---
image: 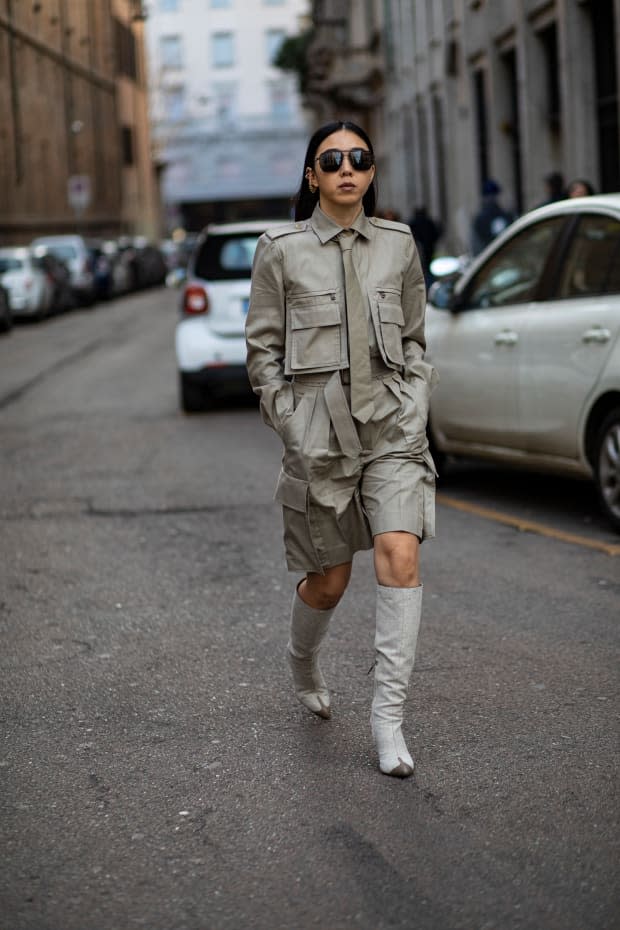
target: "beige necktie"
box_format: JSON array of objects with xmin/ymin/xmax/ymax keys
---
[{"xmin": 338, "ymin": 231, "xmax": 374, "ymax": 423}]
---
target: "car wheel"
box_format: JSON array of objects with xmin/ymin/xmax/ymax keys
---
[
  {"xmin": 179, "ymin": 372, "xmax": 210, "ymax": 413},
  {"xmin": 594, "ymin": 408, "xmax": 620, "ymax": 532}
]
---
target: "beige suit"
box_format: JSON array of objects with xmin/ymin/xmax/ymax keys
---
[{"xmin": 246, "ymin": 205, "xmax": 437, "ymax": 573}]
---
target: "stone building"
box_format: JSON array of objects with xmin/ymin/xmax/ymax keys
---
[
  {"xmin": 0, "ymin": 0, "xmax": 161, "ymax": 244},
  {"xmin": 144, "ymin": 0, "xmax": 311, "ymax": 230},
  {"xmin": 305, "ymin": 0, "xmax": 620, "ymax": 252}
]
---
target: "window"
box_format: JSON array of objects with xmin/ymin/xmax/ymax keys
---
[
  {"xmin": 591, "ymin": 0, "xmax": 620, "ymax": 190},
  {"xmin": 115, "ymin": 18, "xmax": 137, "ymax": 79},
  {"xmin": 556, "ymin": 213, "xmax": 620, "ymax": 298},
  {"xmin": 263, "ymin": 0, "xmax": 285, "ymax": 5},
  {"xmin": 212, "ymin": 32, "xmax": 234, "ymax": 67},
  {"xmin": 196, "ymin": 233, "xmax": 259, "ymax": 281},
  {"xmin": 160, "ymin": 35, "xmax": 183, "ymax": 69},
  {"xmin": 164, "ymin": 85, "xmax": 186, "ymax": 121},
  {"xmin": 195, "ymin": 234, "xmax": 261, "ymax": 281},
  {"xmin": 213, "ymin": 82, "xmax": 237, "ymax": 121},
  {"xmin": 159, "ymin": 0, "xmax": 180, "ymax": 10},
  {"xmin": 268, "ymin": 80, "xmax": 291, "ymax": 118},
  {"xmin": 473, "ymin": 68, "xmax": 489, "ymax": 189},
  {"xmin": 538, "ymin": 23, "xmax": 561, "ymax": 133},
  {"xmin": 266, "ymin": 29, "xmax": 286, "ymax": 64},
  {"xmin": 211, "ymin": 0, "xmax": 231, "ymax": 6},
  {"xmin": 463, "ymin": 217, "xmax": 564, "ymax": 309},
  {"xmin": 0, "ymin": 257, "xmax": 24, "ymax": 272},
  {"xmin": 121, "ymin": 126, "xmax": 134, "ymax": 165}
]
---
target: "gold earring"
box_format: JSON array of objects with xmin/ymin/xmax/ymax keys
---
[{"xmin": 305, "ymin": 170, "xmax": 317, "ymax": 194}]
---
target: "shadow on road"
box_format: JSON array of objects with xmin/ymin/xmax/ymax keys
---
[{"xmin": 436, "ymin": 458, "xmax": 614, "ymax": 538}]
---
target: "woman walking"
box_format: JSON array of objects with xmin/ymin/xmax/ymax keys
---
[{"xmin": 245, "ymin": 121, "xmax": 437, "ymax": 778}]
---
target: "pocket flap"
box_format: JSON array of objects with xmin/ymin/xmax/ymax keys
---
[
  {"xmin": 274, "ymin": 469, "xmax": 308, "ymax": 513},
  {"xmin": 378, "ymin": 302, "xmax": 405, "ymax": 325},
  {"xmin": 290, "ymin": 304, "xmax": 341, "ymax": 330}
]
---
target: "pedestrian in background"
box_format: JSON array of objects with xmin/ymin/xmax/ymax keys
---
[
  {"xmin": 245, "ymin": 120, "xmax": 437, "ymax": 778},
  {"xmin": 539, "ymin": 170, "xmax": 566, "ymax": 206},
  {"xmin": 471, "ymin": 179, "xmax": 514, "ymax": 255},
  {"xmin": 567, "ymin": 178, "xmax": 595, "ymax": 198},
  {"xmin": 408, "ymin": 205, "xmax": 443, "ymax": 286},
  {"xmin": 377, "ymin": 208, "xmax": 402, "ymax": 221}
]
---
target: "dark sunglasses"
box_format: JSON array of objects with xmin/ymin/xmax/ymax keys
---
[{"xmin": 314, "ymin": 148, "xmax": 374, "ymax": 173}]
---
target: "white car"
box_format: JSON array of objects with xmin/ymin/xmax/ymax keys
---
[
  {"xmin": 175, "ymin": 220, "xmax": 287, "ymax": 412},
  {"xmin": 426, "ymin": 194, "xmax": 620, "ymax": 532},
  {"xmin": 0, "ymin": 247, "xmax": 54, "ymax": 319}
]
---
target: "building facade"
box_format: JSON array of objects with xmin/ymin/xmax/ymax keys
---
[
  {"xmin": 0, "ymin": 0, "xmax": 160, "ymax": 244},
  {"xmin": 306, "ymin": 0, "xmax": 620, "ymax": 253},
  {"xmin": 145, "ymin": 0, "xmax": 311, "ymax": 230}
]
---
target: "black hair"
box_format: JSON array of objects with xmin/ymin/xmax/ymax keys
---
[
  {"xmin": 293, "ymin": 120, "xmax": 377, "ymax": 221},
  {"xmin": 566, "ymin": 177, "xmax": 595, "ymax": 197}
]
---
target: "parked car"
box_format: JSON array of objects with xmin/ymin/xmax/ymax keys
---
[
  {"xmin": 32, "ymin": 251, "xmax": 75, "ymax": 314},
  {"xmin": 30, "ymin": 235, "xmax": 96, "ymax": 306},
  {"xmin": 0, "ymin": 282, "xmax": 12, "ymax": 333},
  {"xmin": 174, "ymin": 220, "xmax": 288, "ymax": 412},
  {"xmin": 117, "ymin": 237, "xmax": 167, "ymax": 290},
  {"xmin": 85, "ymin": 239, "xmax": 114, "ymax": 301},
  {"xmin": 0, "ymin": 246, "xmax": 54, "ymax": 319},
  {"xmin": 425, "ymin": 194, "xmax": 620, "ymax": 531},
  {"xmin": 100, "ymin": 240, "xmax": 133, "ymax": 297}
]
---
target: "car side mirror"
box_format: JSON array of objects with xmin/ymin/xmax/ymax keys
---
[{"xmin": 428, "ymin": 278, "xmax": 456, "ymax": 310}]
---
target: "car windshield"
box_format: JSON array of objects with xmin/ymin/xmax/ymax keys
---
[
  {"xmin": 462, "ymin": 216, "xmax": 565, "ymax": 309},
  {"xmin": 194, "ymin": 234, "xmax": 261, "ymax": 281},
  {"xmin": 44, "ymin": 244, "xmax": 78, "ymax": 261},
  {"xmin": 0, "ymin": 257, "xmax": 24, "ymax": 272}
]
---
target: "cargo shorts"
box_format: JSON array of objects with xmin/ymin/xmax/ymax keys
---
[{"xmin": 273, "ymin": 366, "xmax": 436, "ymax": 574}]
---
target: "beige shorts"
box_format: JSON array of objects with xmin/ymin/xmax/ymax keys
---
[{"xmin": 273, "ymin": 367, "xmax": 436, "ymax": 574}]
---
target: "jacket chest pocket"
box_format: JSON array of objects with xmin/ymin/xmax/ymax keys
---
[
  {"xmin": 289, "ymin": 293, "xmax": 341, "ymax": 370},
  {"xmin": 375, "ymin": 290, "xmax": 405, "ymax": 366}
]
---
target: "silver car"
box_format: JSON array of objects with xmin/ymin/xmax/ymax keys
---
[
  {"xmin": 426, "ymin": 194, "xmax": 620, "ymax": 531},
  {"xmin": 31, "ymin": 235, "xmax": 96, "ymax": 306}
]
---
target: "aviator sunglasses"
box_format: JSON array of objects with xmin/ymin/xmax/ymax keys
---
[{"xmin": 314, "ymin": 148, "xmax": 375, "ymax": 173}]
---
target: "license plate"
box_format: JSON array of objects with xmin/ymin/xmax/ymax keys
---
[{"xmin": 241, "ymin": 297, "xmax": 250, "ymax": 315}]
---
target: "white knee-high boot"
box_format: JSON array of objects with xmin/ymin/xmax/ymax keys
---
[
  {"xmin": 287, "ymin": 589, "xmax": 334, "ymax": 719},
  {"xmin": 371, "ymin": 584, "xmax": 423, "ymax": 778}
]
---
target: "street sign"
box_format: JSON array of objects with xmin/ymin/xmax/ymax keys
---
[{"xmin": 67, "ymin": 174, "xmax": 91, "ymax": 211}]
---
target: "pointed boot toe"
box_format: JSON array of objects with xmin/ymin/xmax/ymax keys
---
[
  {"xmin": 384, "ymin": 758, "xmax": 414, "ymax": 778},
  {"xmin": 315, "ymin": 699, "xmax": 331, "ymax": 720}
]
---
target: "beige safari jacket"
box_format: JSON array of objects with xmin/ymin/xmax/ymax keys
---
[{"xmin": 245, "ymin": 205, "xmax": 436, "ymax": 436}]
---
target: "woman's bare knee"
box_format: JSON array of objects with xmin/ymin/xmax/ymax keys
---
[
  {"xmin": 374, "ymin": 532, "xmax": 420, "ymax": 588},
  {"xmin": 299, "ymin": 562, "xmax": 352, "ymax": 609}
]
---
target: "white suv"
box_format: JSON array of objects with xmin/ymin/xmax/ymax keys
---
[{"xmin": 175, "ymin": 220, "xmax": 287, "ymax": 412}]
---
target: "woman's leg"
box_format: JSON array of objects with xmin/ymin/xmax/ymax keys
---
[
  {"xmin": 300, "ymin": 562, "xmax": 352, "ymax": 609},
  {"xmin": 373, "ymin": 531, "xmax": 419, "ymax": 588},
  {"xmin": 288, "ymin": 562, "xmax": 352, "ymax": 718},
  {"xmin": 371, "ymin": 531, "xmax": 423, "ymax": 777}
]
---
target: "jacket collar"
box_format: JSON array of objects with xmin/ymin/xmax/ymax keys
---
[{"xmin": 310, "ymin": 204, "xmax": 373, "ymax": 244}]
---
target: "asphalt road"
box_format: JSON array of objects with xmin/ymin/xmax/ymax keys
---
[{"xmin": 1, "ymin": 290, "xmax": 618, "ymax": 930}]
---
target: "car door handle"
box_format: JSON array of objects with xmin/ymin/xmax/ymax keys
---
[
  {"xmin": 494, "ymin": 330, "xmax": 519, "ymax": 346},
  {"xmin": 582, "ymin": 327, "xmax": 611, "ymax": 344}
]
